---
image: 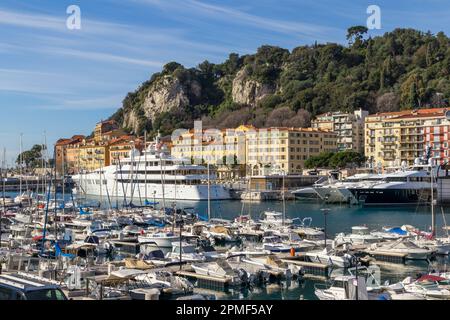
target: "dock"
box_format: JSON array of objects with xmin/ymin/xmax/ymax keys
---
[
  {"xmin": 281, "ymin": 256, "xmax": 330, "ymax": 279},
  {"xmin": 175, "ymin": 270, "xmax": 233, "ymax": 291},
  {"xmin": 362, "ymin": 251, "xmax": 408, "ymax": 264}
]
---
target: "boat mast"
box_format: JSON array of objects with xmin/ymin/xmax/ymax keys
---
[
  {"xmin": 1, "ymin": 148, "xmax": 6, "ymax": 244},
  {"xmin": 160, "ymin": 152, "xmax": 166, "ymax": 212},
  {"xmin": 61, "ymin": 145, "xmax": 65, "ymax": 214},
  {"xmin": 144, "ymin": 132, "xmax": 147, "ymax": 203},
  {"xmin": 43, "ymin": 131, "xmax": 48, "ymax": 195},
  {"xmin": 431, "ymin": 165, "xmax": 436, "ymax": 237},
  {"xmin": 19, "ymin": 133, "xmax": 23, "ymax": 196},
  {"xmin": 115, "ymin": 156, "xmax": 119, "ymax": 209},
  {"xmin": 207, "ymin": 163, "xmax": 211, "ymax": 221},
  {"xmin": 99, "ymin": 158, "xmax": 103, "ymax": 208},
  {"xmin": 282, "ymin": 171, "xmax": 286, "ymax": 226}
]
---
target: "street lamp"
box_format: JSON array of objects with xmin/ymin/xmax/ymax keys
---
[{"xmin": 321, "ymin": 208, "xmax": 331, "ymax": 249}]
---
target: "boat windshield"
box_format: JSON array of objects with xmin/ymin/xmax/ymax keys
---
[{"xmin": 25, "ymin": 289, "xmax": 67, "ymax": 301}]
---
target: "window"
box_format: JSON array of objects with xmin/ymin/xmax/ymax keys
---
[{"xmin": 25, "ymin": 289, "xmax": 67, "ymax": 300}]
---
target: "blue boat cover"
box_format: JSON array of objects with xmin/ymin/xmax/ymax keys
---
[{"xmin": 386, "ymin": 227, "xmax": 407, "ymax": 235}]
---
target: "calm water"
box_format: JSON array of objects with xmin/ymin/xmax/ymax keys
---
[{"xmin": 5, "ymin": 192, "xmax": 450, "ymax": 300}]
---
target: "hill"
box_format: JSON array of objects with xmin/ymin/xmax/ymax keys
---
[{"xmin": 109, "ymin": 27, "xmax": 450, "ymax": 136}]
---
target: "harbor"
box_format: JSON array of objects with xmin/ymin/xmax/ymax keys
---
[
  {"xmin": 2, "ymin": 1, "xmax": 450, "ymax": 307},
  {"xmin": 2, "ymin": 186, "xmax": 450, "ymax": 300}
]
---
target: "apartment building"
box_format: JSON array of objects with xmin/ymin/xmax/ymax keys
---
[
  {"xmin": 109, "ymin": 135, "xmax": 144, "ymax": 166},
  {"xmin": 246, "ymin": 127, "xmax": 337, "ymax": 176},
  {"xmin": 56, "ymin": 120, "xmax": 140, "ymax": 174},
  {"xmin": 365, "ymin": 108, "xmax": 447, "ymax": 168},
  {"xmin": 423, "ymin": 113, "xmax": 450, "ymax": 165},
  {"xmin": 55, "ymin": 135, "xmax": 85, "ymax": 174},
  {"xmin": 171, "ymin": 125, "xmax": 251, "ymax": 179},
  {"xmin": 312, "ymin": 109, "xmax": 368, "ymax": 153}
]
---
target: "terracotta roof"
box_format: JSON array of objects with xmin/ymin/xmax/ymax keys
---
[
  {"xmin": 108, "ymin": 135, "xmax": 135, "ymax": 146},
  {"xmin": 367, "ymin": 107, "xmax": 447, "ymax": 119},
  {"xmin": 55, "ymin": 135, "xmax": 85, "ymax": 146},
  {"xmin": 385, "ymin": 112, "xmax": 446, "ymax": 121}
]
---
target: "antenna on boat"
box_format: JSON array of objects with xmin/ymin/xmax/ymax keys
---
[{"xmin": 207, "ymin": 162, "xmax": 211, "ymax": 221}]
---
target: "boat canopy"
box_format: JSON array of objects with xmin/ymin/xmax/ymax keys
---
[{"xmin": 386, "ymin": 227, "xmax": 408, "ymax": 235}]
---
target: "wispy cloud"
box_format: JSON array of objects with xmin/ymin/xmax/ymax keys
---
[
  {"xmin": 36, "ymin": 95, "xmax": 123, "ymax": 111},
  {"xmin": 39, "ymin": 47, "xmax": 164, "ymax": 68},
  {"xmin": 135, "ymin": 0, "xmax": 343, "ymax": 41}
]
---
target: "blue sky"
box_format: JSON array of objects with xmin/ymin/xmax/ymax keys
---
[{"xmin": 1, "ymin": 0, "xmax": 450, "ymax": 164}]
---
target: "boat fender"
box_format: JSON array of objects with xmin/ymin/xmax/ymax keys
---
[{"xmin": 290, "ymin": 247, "xmax": 295, "ymax": 257}]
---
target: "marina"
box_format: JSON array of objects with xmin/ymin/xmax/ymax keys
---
[
  {"xmin": 2, "ymin": 185, "xmax": 450, "ymax": 300},
  {"xmin": 2, "ymin": 1, "xmax": 450, "ymax": 308}
]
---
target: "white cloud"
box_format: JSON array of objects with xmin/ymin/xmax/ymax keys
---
[
  {"xmin": 135, "ymin": 0, "xmax": 342, "ymax": 41},
  {"xmin": 38, "ymin": 95, "xmax": 124, "ymax": 111}
]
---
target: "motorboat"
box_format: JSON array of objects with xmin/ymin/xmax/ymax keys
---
[
  {"xmin": 138, "ymin": 231, "xmax": 180, "ymax": 248},
  {"xmin": 191, "ymin": 260, "xmax": 246, "ymax": 285},
  {"xmin": 203, "ymin": 225, "xmax": 239, "ymax": 243},
  {"xmin": 401, "ymin": 275, "xmax": 450, "ymax": 300},
  {"xmin": 335, "ymin": 226, "xmax": 383, "ymax": 245},
  {"xmin": 367, "ymin": 239, "xmax": 435, "ymax": 260},
  {"xmin": 259, "ymin": 211, "xmax": 292, "ymax": 228},
  {"xmin": 165, "ymin": 242, "xmax": 206, "ymax": 262},
  {"xmin": 305, "ymin": 248, "xmax": 354, "ymax": 268},
  {"xmin": 314, "ymin": 275, "xmax": 389, "ymax": 300},
  {"xmin": 370, "ymin": 226, "xmax": 410, "ymax": 241}
]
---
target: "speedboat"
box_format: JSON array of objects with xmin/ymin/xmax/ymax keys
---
[
  {"xmin": 191, "ymin": 260, "xmax": 247, "ymax": 286},
  {"xmin": 401, "ymin": 275, "xmax": 450, "ymax": 300},
  {"xmin": 314, "ymin": 275, "xmax": 390, "ymax": 300},
  {"xmin": 335, "ymin": 226, "xmax": 383, "ymax": 245},
  {"xmin": 165, "ymin": 242, "xmax": 206, "ymax": 262},
  {"xmin": 305, "ymin": 248, "xmax": 354, "ymax": 268},
  {"xmin": 259, "ymin": 211, "xmax": 292, "ymax": 228},
  {"xmin": 262, "ymin": 236, "xmax": 297, "ymax": 253},
  {"xmin": 368, "ymin": 239, "xmax": 435, "ymax": 260},
  {"xmin": 138, "ymin": 231, "xmax": 180, "ymax": 248},
  {"xmin": 370, "ymin": 226, "xmax": 410, "ymax": 241}
]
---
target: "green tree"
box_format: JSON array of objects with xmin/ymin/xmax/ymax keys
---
[
  {"xmin": 16, "ymin": 144, "xmax": 45, "ymax": 168},
  {"xmin": 346, "ymin": 26, "xmax": 369, "ymax": 47}
]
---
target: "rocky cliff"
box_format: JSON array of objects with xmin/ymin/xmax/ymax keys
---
[{"xmin": 109, "ymin": 28, "xmax": 450, "ymax": 136}]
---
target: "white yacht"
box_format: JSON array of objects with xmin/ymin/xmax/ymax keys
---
[
  {"xmin": 302, "ymin": 160, "xmax": 444, "ymax": 205},
  {"xmin": 72, "ymin": 136, "xmax": 230, "ymax": 201}
]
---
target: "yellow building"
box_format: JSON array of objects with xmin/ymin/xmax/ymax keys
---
[
  {"xmin": 55, "ymin": 135, "xmax": 85, "ymax": 175},
  {"xmin": 59, "ymin": 120, "xmax": 137, "ymax": 173},
  {"xmin": 246, "ymin": 127, "xmax": 337, "ymax": 176},
  {"xmin": 171, "ymin": 125, "xmax": 252, "ymax": 179},
  {"xmin": 365, "ymin": 108, "xmax": 447, "ymax": 168},
  {"xmin": 76, "ymin": 140, "xmax": 110, "ymax": 172},
  {"xmin": 312, "ymin": 109, "xmax": 368, "ymax": 153},
  {"xmin": 109, "ymin": 135, "xmax": 144, "ymax": 166}
]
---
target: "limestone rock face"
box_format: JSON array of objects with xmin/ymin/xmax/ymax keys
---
[
  {"xmin": 120, "ymin": 75, "xmax": 203, "ymax": 133},
  {"xmin": 231, "ymin": 69, "xmax": 276, "ymax": 106},
  {"xmin": 142, "ymin": 76, "xmax": 194, "ymax": 120},
  {"xmin": 121, "ymin": 108, "xmax": 143, "ymax": 134}
]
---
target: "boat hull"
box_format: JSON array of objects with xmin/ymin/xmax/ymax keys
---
[{"xmin": 73, "ymin": 175, "xmax": 231, "ymax": 201}]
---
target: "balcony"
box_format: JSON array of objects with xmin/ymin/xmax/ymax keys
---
[{"xmin": 401, "ymin": 131, "xmax": 423, "ymax": 136}]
